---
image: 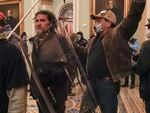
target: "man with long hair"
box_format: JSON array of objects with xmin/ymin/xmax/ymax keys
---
[{"xmin": 30, "ymin": 10, "xmax": 69, "ymax": 113}]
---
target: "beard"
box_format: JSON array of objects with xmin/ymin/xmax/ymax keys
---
[
  {"xmin": 35, "ymin": 29, "xmax": 43, "ymax": 34},
  {"xmin": 35, "ymin": 27, "xmax": 50, "ymax": 34},
  {"xmin": 35, "ymin": 24, "xmax": 52, "ymax": 34}
]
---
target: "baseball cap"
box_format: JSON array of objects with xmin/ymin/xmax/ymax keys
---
[
  {"xmin": 91, "ymin": 10, "xmax": 117, "ymax": 24},
  {"xmin": 0, "ymin": 12, "xmax": 6, "ymax": 20},
  {"xmin": 145, "ymin": 18, "xmax": 150, "ymax": 26}
]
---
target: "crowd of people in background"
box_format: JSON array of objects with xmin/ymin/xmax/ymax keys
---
[
  {"xmin": 0, "ymin": 0, "xmax": 150, "ymax": 113},
  {"xmin": 122, "ymin": 37, "xmax": 140, "ymax": 89}
]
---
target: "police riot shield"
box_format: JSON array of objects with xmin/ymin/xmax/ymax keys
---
[
  {"xmin": 61, "ymin": 38, "xmax": 98, "ymax": 113},
  {"xmin": 35, "ymin": 29, "xmax": 98, "ymax": 112},
  {"xmin": 61, "ymin": 37, "xmax": 99, "ymax": 113},
  {"xmin": 56, "ymin": 23, "xmax": 99, "ymax": 113}
]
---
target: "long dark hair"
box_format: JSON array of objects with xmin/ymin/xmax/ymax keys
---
[{"xmin": 34, "ymin": 10, "xmax": 57, "ymax": 31}]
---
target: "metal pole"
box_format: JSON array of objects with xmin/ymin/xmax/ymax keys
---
[{"xmin": 6, "ymin": 0, "xmax": 39, "ymax": 39}]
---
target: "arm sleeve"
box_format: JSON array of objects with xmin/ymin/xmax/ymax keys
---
[
  {"xmin": 5, "ymin": 46, "xmax": 29, "ymax": 90},
  {"xmin": 117, "ymin": 0, "xmax": 145, "ymax": 40}
]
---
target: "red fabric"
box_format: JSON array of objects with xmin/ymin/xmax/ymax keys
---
[{"xmin": 0, "ymin": 12, "xmax": 6, "ymax": 20}]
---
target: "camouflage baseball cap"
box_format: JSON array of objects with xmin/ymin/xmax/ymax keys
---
[{"xmin": 91, "ymin": 10, "xmax": 117, "ymax": 24}]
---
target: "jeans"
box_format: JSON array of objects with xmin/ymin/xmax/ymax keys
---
[{"xmin": 93, "ymin": 79, "xmax": 120, "ymax": 113}]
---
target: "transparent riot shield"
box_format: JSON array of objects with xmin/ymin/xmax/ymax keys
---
[
  {"xmin": 38, "ymin": 29, "xmax": 96, "ymax": 113},
  {"xmin": 64, "ymin": 39, "xmax": 99, "ymax": 113},
  {"xmin": 55, "ymin": 22, "xmax": 99, "ymax": 113}
]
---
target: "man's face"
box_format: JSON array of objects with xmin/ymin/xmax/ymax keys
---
[
  {"xmin": 34, "ymin": 14, "xmax": 51, "ymax": 34},
  {"xmin": 94, "ymin": 18, "xmax": 110, "ymax": 33}
]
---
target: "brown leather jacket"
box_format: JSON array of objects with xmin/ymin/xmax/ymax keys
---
[{"xmin": 86, "ymin": 0, "xmax": 145, "ymax": 82}]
